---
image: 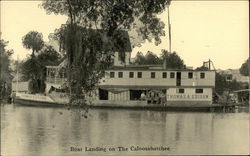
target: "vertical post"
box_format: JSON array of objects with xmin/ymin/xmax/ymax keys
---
[
  {"xmin": 53, "ymin": 68, "xmax": 56, "ymax": 83},
  {"xmin": 16, "ymin": 55, "xmax": 19, "ymax": 93},
  {"xmin": 167, "ymin": 4, "xmax": 171, "ymax": 53},
  {"xmin": 46, "ymin": 67, "xmax": 48, "ymax": 82},
  {"xmin": 48, "ymin": 68, "xmax": 51, "ymax": 83},
  {"xmin": 209, "ymin": 59, "xmax": 211, "ymax": 70}
]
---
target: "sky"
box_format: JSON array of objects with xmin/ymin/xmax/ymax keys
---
[{"xmin": 1, "ymin": 0, "xmax": 249, "ymax": 70}]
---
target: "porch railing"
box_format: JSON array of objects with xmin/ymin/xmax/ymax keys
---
[{"xmin": 46, "ymin": 77, "xmax": 67, "ymax": 84}]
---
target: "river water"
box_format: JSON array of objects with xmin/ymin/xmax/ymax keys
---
[{"xmin": 1, "ymin": 104, "xmax": 249, "ymax": 155}]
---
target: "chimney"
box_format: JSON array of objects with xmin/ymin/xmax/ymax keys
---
[{"xmin": 163, "ymin": 59, "xmax": 167, "ymax": 69}]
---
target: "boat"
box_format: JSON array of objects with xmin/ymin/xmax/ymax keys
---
[{"xmin": 14, "ymin": 30, "xmax": 220, "ymax": 111}]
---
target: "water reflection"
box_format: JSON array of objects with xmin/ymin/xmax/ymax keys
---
[{"xmin": 1, "ymin": 104, "xmax": 249, "ymax": 155}]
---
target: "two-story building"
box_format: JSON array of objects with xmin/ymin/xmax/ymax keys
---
[{"xmin": 96, "ymin": 65, "xmax": 215, "ymax": 106}]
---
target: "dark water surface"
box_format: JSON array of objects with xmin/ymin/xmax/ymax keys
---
[{"xmin": 1, "ymin": 104, "xmax": 249, "ymax": 155}]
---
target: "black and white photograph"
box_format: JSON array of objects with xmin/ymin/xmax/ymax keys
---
[{"xmin": 0, "ymin": 0, "xmax": 249, "ymax": 155}]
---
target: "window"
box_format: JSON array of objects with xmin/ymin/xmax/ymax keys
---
[
  {"xmin": 104, "ymin": 72, "xmax": 109, "ymax": 78},
  {"xmin": 99, "ymin": 88, "xmax": 109, "ymax": 100},
  {"xmin": 226, "ymin": 75, "xmax": 232, "ymax": 81},
  {"xmin": 177, "ymin": 88, "xmax": 185, "ymax": 94},
  {"xmin": 118, "ymin": 52, "xmax": 125, "ymax": 62},
  {"xmin": 200, "ymin": 72, "xmax": 205, "ymax": 79},
  {"xmin": 110, "ymin": 72, "xmax": 115, "ymax": 78},
  {"xmin": 151, "ymin": 72, "xmax": 155, "ymax": 78},
  {"xmin": 170, "ymin": 72, "xmax": 175, "ymax": 78},
  {"xmin": 118, "ymin": 72, "xmax": 123, "ymax": 78},
  {"xmin": 137, "ymin": 72, "xmax": 142, "ymax": 78},
  {"xmin": 129, "ymin": 72, "xmax": 134, "ymax": 78},
  {"xmin": 162, "ymin": 72, "xmax": 167, "ymax": 78},
  {"xmin": 188, "ymin": 72, "xmax": 193, "ymax": 79},
  {"xmin": 195, "ymin": 89, "xmax": 203, "ymax": 94}
]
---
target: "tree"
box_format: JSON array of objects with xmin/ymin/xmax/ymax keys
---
[
  {"xmin": 22, "ymin": 31, "xmax": 44, "ymax": 57},
  {"xmin": 160, "ymin": 49, "xmax": 185, "ymax": 69},
  {"xmin": 0, "ymin": 39, "xmax": 14, "ymax": 99},
  {"xmin": 145, "ymin": 51, "xmax": 160, "ymax": 64},
  {"xmin": 37, "ymin": 45, "xmax": 62, "ymax": 84},
  {"xmin": 214, "ymin": 72, "xmax": 250, "ymax": 104},
  {"xmin": 20, "ymin": 45, "xmax": 61, "ymax": 93},
  {"xmin": 134, "ymin": 52, "xmax": 146, "ymax": 65},
  {"xmin": 240, "ymin": 58, "xmax": 249, "ymax": 76},
  {"xmin": 134, "ymin": 51, "xmax": 160, "ymax": 65},
  {"xmin": 215, "ymin": 73, "xmax": 228, "ymax": 95},
  {"xmin": 41, "ymin": 0, "xmax": 171, "ymax": 105},
  {"xmin": 37, "ymin": 45, "xmax": 61, "ymax": 67},
  {"xmin": 215, "ymin": 72, "xmax": 242, "ymax": 95},
  {"xmin": 133, "ymin": 50, "xmax": 186, "ymax": 68}
]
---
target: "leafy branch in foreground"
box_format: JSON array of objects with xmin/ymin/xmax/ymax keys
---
[{"xmin": 41, "ymin": 0, "xmax": 171, "ymax": 105}]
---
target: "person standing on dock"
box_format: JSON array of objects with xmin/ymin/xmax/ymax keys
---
[
  {"xmin": 140, "ymin": 92, "xmax": 146, "ymax": 101},
  {"xmin": 160, "ymin": 91, "xmax": 166, "ymax": 105}
]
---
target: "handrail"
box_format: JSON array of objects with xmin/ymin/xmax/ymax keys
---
[{"xmin": 46, "ymin": 77, "xmax": 67, "ymax": 84}]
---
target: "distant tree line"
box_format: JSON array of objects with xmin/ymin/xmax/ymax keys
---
[{"xmin": 133, "ymin": 49, "xmax": 186, "ymax": 69}]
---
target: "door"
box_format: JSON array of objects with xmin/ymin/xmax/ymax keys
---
[{"xmin": 176, "ymin": 72, "xmax": 181, "ymax": 86}]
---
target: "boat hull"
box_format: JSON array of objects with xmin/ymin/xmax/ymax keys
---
[
  {"xmin": 13, "ymin": 93, "xmax": 238, "ymax": 112},
  {"xmin": 14, "ymin": 97, "xmax": 64, "ymax": 107},
  {"xmin": 14, "ymin": 96, "xmax": 234, "ymax": 112}
]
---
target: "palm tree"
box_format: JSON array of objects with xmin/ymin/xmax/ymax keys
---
[{"xmin": 22, "ymin": 31, "xmax": 44, "ymax": 57}]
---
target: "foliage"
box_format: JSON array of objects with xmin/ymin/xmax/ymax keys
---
[
  {"xmin": 134, "ymin": 52, "xmax": 146, "ymax": 65},
  {"xmin": 22, "ymin": 55, "xmax": 42, "ymax": 79},
  {"xmin": 134, "ymin": 51, "xmax": 160, "ymax": 65},
  {"xmin": 22, "ymin": 31, "xmax": 44, "ymax": 57},
  {"xmin": 20, "ymin": 45, "xmax": 61, "ymax": 93},
  {"xmin": 0, "ymin": 39, "xmax": 14, "ymax": 98},
  {"xmin": 41, "ymin": 0, "xmax": 171, "ymax": 104},
  {"xmin": 214, "ymin": 72, "xmax": 249, "ymax": 104},
  {"xmin": 41, "ymin": 0, "xmax": 170, "ymax": 44},
  {"xmin": 133, "ymin": 49, "xmax": 186, "ymax": 69},
  {"xmin": 145, "ymin": 51, "xmax": 161, "ymax": 64},
  {"xmin": 52, "ymin": 24, "xmax": 114, "ymax": 103},
  {"xmin": 215, "ymin": 72, "xmax": 242, "ymax": 95},
  {"xmin": 239, "ymin": 58, "xmax": 249, "ymax": 76},
  {"xmin": 37, "ymin": 45, "xmax": 62, "ymax": 69},
  {"xmin": 160, "ymin": 49, "xmax": 185, "ymax": 69}
]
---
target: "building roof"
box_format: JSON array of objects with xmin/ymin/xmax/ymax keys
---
[
  {"xmin": 108, "ymin": 65, "xmax": 216, "ymax": 71},
  {"xmin": 12, "ymin": 73, "xmax": 25, "ymax": 82},
  {"xmin": 100, "ymin": 85, "xmax": 214, "ymax": 89},
  {"xmin": 11, "ymin": 82, "xmax": 29, "ymax": 92}
]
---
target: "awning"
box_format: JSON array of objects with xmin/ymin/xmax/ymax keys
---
[
  {"xmin": 100, "ymin": 88, "xmax": 129, "ymax": 94},
  {"xmin": 233, "ymin": 89, "xmax": 250, "ymax": 93},
  {"xmin": 100, "ymin": 85, "xmax": 169, "ymax": 90}
]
